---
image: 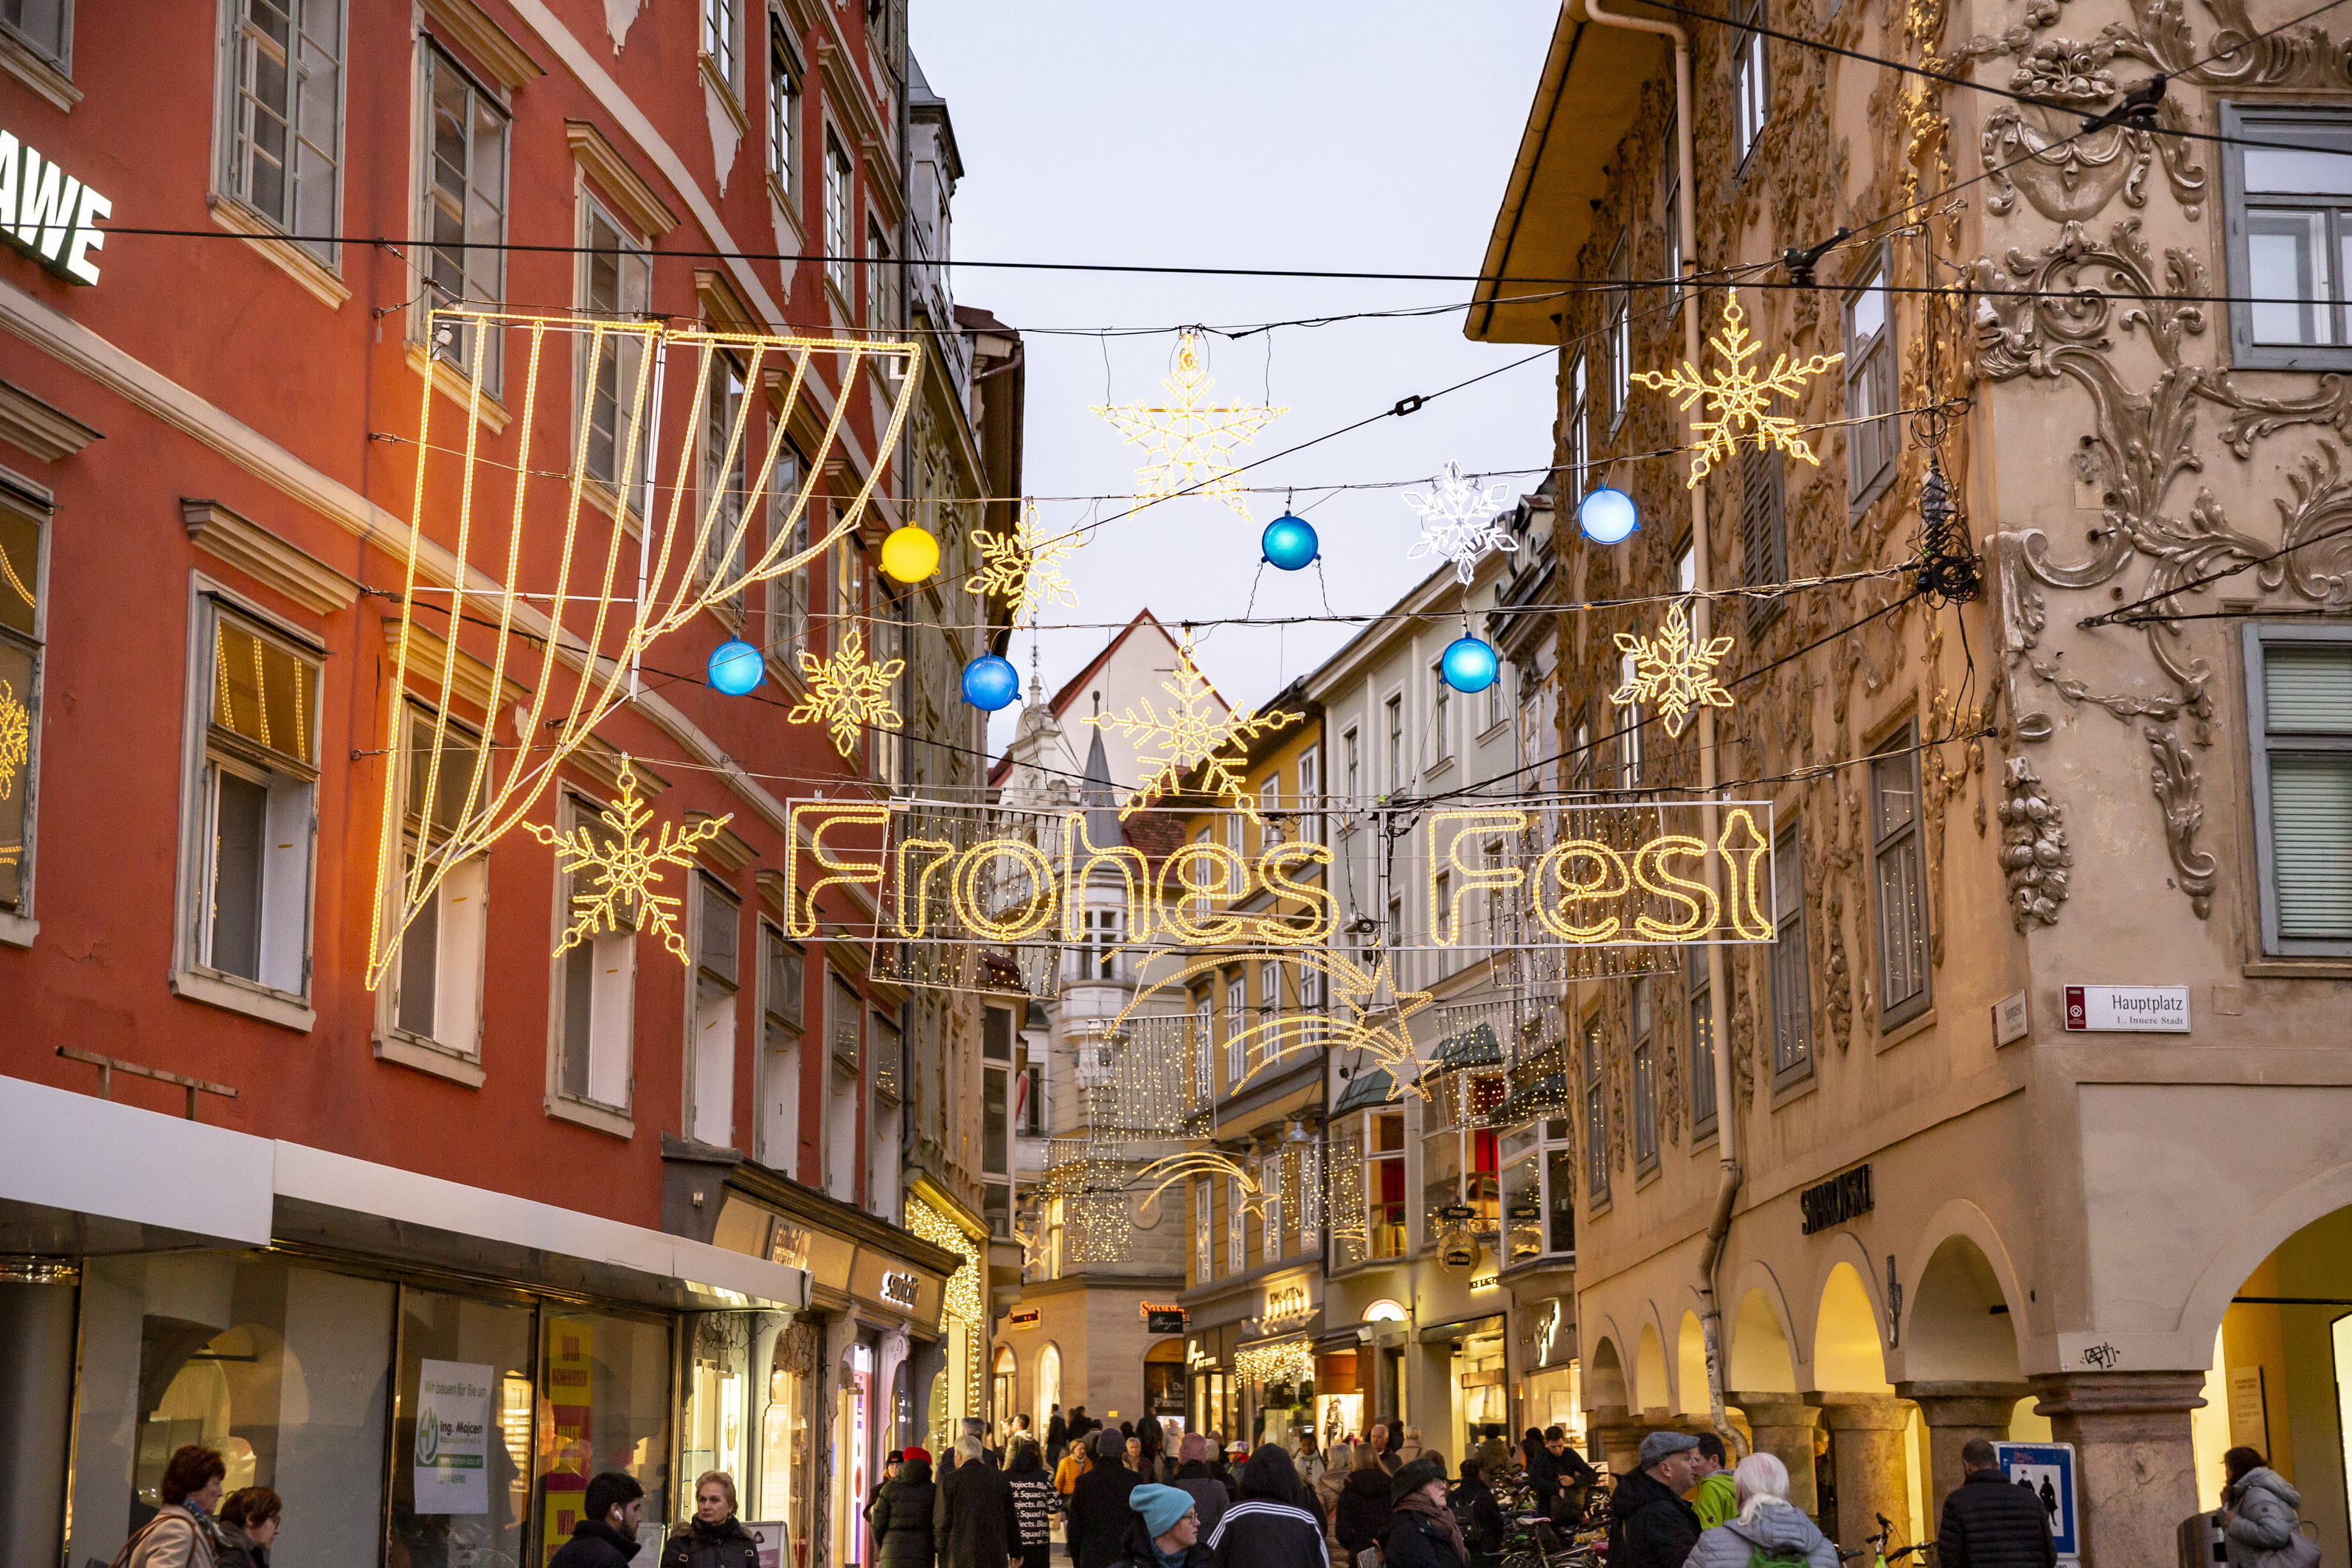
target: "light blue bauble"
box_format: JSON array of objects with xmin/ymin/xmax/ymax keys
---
[
  {"xmin": 708, "ymin": 639, "xmax": 765, "ymax": 695},
  {"xmin": 1440, "ymin": 636, "xmax": 1499, "ymax": 694},
  {"xmin": 1261, "ymin": 513, "xmax": 1319, "ymax": 572},
  {"xmin": 962, "ymin": 653, "xmax": 1021, "ymax": 712},
  {"xmin": 1578, "ymin": 486, "xmax": 1640, "ymax": 545}
]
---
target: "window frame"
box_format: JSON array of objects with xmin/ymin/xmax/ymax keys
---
[
  {"xmin": 1732, "ymin": 0, "xmax": 1769, "ymax": 172},
  {"xmin": 1606, "ymin": 231, "xmax": 1631, "ymax": 432},
  {"xmin": 1581, "ymin": 1015, "xmax": 1609, "ymax": 1207},
  {"xmin": 1385, "ymin": 691, "xmax": 1404, "ymax": 788},
  {"xmin": 1195, "ymin": 1178, "xmax": 1213, "ymax": 1283},
  {"xmin": 1770, "ymin": 817, "xmax": 1814, "ymax": 1083},
  {"xmin": 1431, "ymin": 662, "xmax": 1453, "ymax": 763},
  {"xmin": 0, "ymin": 0, "xmax": 72, "ymax": 73},
  {"xmin": 1687, "ymin": 945, "xmax": 1716, "ymax": 1139},
  {"xmin": 1870, "ymin": 721, "xmax": 1933, "ymax": 1029},
  {"xmin": 2220, "ymin": 101, "xmax": 2352, "ymax": 371},
  {"xmin": 757, "ymin": 918, "xmax": 804, "ymax": 1170},
  {"xmin": 702, "ymin": 0, "xmax": 741, "ymax": 95},
  {"xmin": 823, "ymin": 132, "xmax": 853, "ymax": 305},
  {"xmin": 549, "ymin": 785, "xmax": 638, "ymax": 1127},
  {"xmin": 1227, "ymin": 1175, "xmax": 1245, "ymax": 1276},
  {"xmin": 2244, "ymin": 622, "xmax": 2352, "ymax": 954},
  {"xmin": 415, "ymin": 41, "xmax": 510, "ymax": 390},
  {"xmin": 1741, "ymin": 441, "xmax": 1788, "ymax": 632},
  {"xmin": 577, "ymin": 195, "xmax": 653, "ymax": 502},
  {"xmin": 1843, "ymin": 251, "xmax": 1897, "ymax": 512},
  {"xmin": 1364, "ymin": 1108, "xmax": 1408, "ymax": 1260},
  {"xmin": 1631, "ymin": 978, "xmax": 1658, "ymax": 1173},
  {"xmin": 699, "ymin": 347, "xmax": 751, "ymax": 622},
  {"xmin": 1564, "ymin": 352, "xmax": 1589, "ymax": 499},
  {"xmin": 766, "ymin": 17, "xmax": 799, "ymax": 203},
  {"xmin": 0, "ymin": 489, "xmax": 48, "ymax": 934},
  {"xmin": 1224, "ymin": 974, "xmax": 1246, "ymax": 1086},
  {"xmin": 217, "ymin": 0, "xmax": 347, "ymax": 266},
  {"xmin": 384, "ymin": 702, "xmax": 490, "ymax": 1061},
  {"xmin": 687, "ymin": 871, "xmax": 742, "ymax": 1148}
]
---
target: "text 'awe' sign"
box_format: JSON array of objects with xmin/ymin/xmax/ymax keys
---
[{"xmin": 0, "ymin": 130, "xmax": 110, "ymax": 284}]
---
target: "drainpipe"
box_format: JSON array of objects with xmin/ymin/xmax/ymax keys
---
[{"xmin": 1579, "ymin": 0, "xmax": 1744, "ymax": 1462}]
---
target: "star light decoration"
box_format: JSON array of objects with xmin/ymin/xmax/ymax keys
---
[
  {"xmin": 788, "ymin": 624, "xmax": 906, "ymax": 757},
  {"xmin": 1091, "ymin": 330, "xmax": 1285, "ymax": 519},
  {"xmin": 1634, "ymin": 288, "xmax": 1843, "ymax": 487},
  {"xmin": 527, "ymin": 757, "xmax": 729, "ymax": 964},
  {"xmin": 1610, "ymin": 600, "xmax": 1736, "ymax": 738},
  {"xmin": 1403, "ymin": 461, "xmax": 1518, "ymax": 584},
  {"xmin": 966, "ymin": 499, "xmax": 1078, "ymax": 626},
  {"xmin": 1082, "ymin": 637, "xmax": 1299, "ymax": 824}
]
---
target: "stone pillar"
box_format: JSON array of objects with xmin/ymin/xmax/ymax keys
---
[
  {"xmin": 1897, "ymin": 1380, "xmax": 2029, "ymax": 1530},
  {"xmin": 0, "ymin": 1274, "xmax": 76, "ymax": 1568},
  {"xmin": 1584, "ymin": 1403, "xmax": 1642, "ymax": 1474},
  {"xmin": 2030, "ymin": 1370, "xmax": 2205, "ymax": 1568},
  {"xmin": 1811, "ymin": 1394, "xmax": 1915, "ymax": 1555},
  {"xmin": 1730, "ymin": 1394, "xmax": 1821, "ymax": 1517}
]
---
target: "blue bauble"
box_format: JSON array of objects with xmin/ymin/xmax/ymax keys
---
[
  {"xmin": 708, "ymin": 638, "xmax": 765, "ymax": 695},
  {"xmin": 962, "ymin": 653, "xmax": 1021, "ymax": 712},
  {"xmin": 1440, "ymin": 636, "xmax": 1499, "ymax": 694},
  {"xmin": 1578, "ymin": 486, "xmax": 1640, "ymax": 545},
  {"xmin": 1261, "ymin": 513, "xmax": 1319, "ymax": 572}
]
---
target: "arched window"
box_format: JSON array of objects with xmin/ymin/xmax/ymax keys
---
[
  {"xmin": 991, "ymin": 1345, "xmax": 1018, "ymax": 1432},
  {"xmin": 1036, "ymin": 1342, "xmax": 1063, "ymax": 1436}
]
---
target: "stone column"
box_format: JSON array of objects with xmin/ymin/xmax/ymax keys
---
[
  {"xmin": 1583, "ymin": 1403, "xmax": 1642, "ymax": 1474},
  {"xmin": 1897, "ymin": 1380, "xmax": 2028, "ymax": 1530},
  {"xmin": 1811, "ymin": 1394, "xmax": 1915, "ymax": 1555},
  {"xmin": 0, "ymin": 1274, "xmax": 76, "ymax": 1568},
  {"xmin": 1729, "ymin": 1394, "xmax": 1820, "ymax": 1516},
  {"xmin": 2029, "ymin": 1370, "xmax": 2205, "ymax": 1568}
]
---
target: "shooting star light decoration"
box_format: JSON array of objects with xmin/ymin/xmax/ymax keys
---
[{"xmin": 1092, "ymin": 330, "xmax": 1286, "ymax": 519}]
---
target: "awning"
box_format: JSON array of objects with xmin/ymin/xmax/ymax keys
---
[
  {"xmin": 1429, "ymin": 1020, "xmax": 1503, "ymax": 1074},
  {"xmin": 1491, "ymin": 1072, "xmax": 1569, "ymax": 1127},
  {"xmin": 0, "ymin": 1075, "xmax": 808, "ymax": 1313},
  {"xmin": 1332, "ymin": 1064, "xmax": 1403, "ymax": 1116}
]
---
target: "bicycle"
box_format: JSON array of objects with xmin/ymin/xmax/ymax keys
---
[{"xmin": 1835, "ymin": 1511, "xmax": 1935, "ymax": 1567}]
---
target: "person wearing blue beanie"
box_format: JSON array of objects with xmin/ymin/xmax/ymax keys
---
[{"xmin": 1117, "ymin": 1483, "xmax": 1207, "ymax": 1568}]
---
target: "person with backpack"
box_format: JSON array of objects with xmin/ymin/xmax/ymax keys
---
[
  {"xmin": 2222, "ymin": 1446, "xmax": 2317, "ymax": 1568},
  {"xmin": 1443, "ymin": 1459, "xmax": 1503, "ymax": 1568},
  {"xmin": 1603, "ymin": 1432, "xmax": 1702, "ymax": 1568},
  {"xmin": 1207, "ymin": 1445, "xmax": 1326, "ymax": 1568},
  {"xmin": 1935, "ymin": 1438, "xmax": 2055, "ymax": 1568},
  {"xmin": 1010, "ymin": 1439, "xmax": 1061, "ymax": 1568},
  {"xmin": 1682, "ymin": 1453, "xmax": 1836, "ymax": 1568}
]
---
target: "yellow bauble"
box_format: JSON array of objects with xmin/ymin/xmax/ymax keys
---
[{"xmin": 880, "ymin": 524, "xmax": 940, "ymax": 583}]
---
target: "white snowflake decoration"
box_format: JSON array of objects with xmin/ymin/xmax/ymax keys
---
[{"xmin": 1402, "ymin": 461, "xmax": 1518, "ymax": 583}]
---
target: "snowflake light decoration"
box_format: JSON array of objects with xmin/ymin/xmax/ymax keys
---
[
  {"xmin": 1403, "ymin": 461, "xmax": 1518, "ymax": 584},
  {"xmin": 1091, "ymin": 330, "xmax": 1286, "ymax": 519},
  {"xmin": 0, "ymin": 679, "xmax": 26, "ymax": 800},
  {"xmin": 1634, "ymin": 288, "xmax": 1843, "ymax": 486},
  {"xmin": 966, "ymin": 499, "xmax": 1078, "ymax": 626},
  {"xmin": 788, "ymin": 624, "xmax": 906, "ymax": 757},
  {"xmin": 1082, "ymin": 638, "xmax": 1298, "ymax": 823},
  {"xmin": 527, "ymin": 757, "xmax": 729, "ymax": 964},
  {"xmin": 1611, "ymin": 600, "xmax": 1737, "ymax": 738}
]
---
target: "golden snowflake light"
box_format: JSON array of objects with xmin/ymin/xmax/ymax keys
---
[
  {"xmin": 1634, "ymin": 288, "xmax": 1842, "ymax": 486},
  {"xmin": 526, "ymin": 756, "xmax": 730, "ymax": 964},
  {"xmin": 1611, "ymin": 600, "xmax": 1736, "ymax": 738},
  {"xmin": 789, "ymin": 624, "xmax": 905, "ymax": 757},
  {"xmin": 966, "ymin": 499, "xmax": 1078, "ymax": 626},
  {"xmin": 1082, "ymin": 637, "xmax": 1299, "ymax": 823},
  {"xmin": 1091, "ymin": 330, "xmax": 1285, "ymax": 519}
]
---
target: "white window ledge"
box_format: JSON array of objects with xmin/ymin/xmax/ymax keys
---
[
  {"xmin": 548, "ymin": 1093, "xmax": 634, "ymax": 1139},
  {"xmin": 375, "ymin": 1030, "xmax": 487, "ymax": 1087},
  {"xmin": 171, "ymin": 968, "xmax": 316, "ymax": 1032},
  {"xmin": 206, "ymin": 195, "xmax": 350, "ymax": 309},
  {"xmin": 0, "ymin": 910, "xmax": 35, "ymax": 948}
]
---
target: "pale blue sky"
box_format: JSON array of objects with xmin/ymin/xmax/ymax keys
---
[{"xmin": 908, "ymin": 2, "xmax": 1559, "ymax": 749}]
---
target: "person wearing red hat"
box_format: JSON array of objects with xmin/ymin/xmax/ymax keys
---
[{"xmin": 873, "ymin": 1447, "xmax": 940, "ymax": 1568}]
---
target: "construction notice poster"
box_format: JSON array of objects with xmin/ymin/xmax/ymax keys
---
[
  {"xmin": 542, "ymin": 1317, "xmax": 595, "ymax": 1564},
  {"xmin": 413, "ymin": 1360, "xmax": 494, "ymax": 1513}
]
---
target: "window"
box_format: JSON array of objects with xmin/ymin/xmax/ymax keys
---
[
  {"xmin": 1387, "ymin": 893, "xmax": 1404, "ymax": 951},
  {"xmin": 2246, "ymin": 628, "xmax": 2352, "ymax": 952},
  {"xmin": 1300, "ymin": 1142, "xmax": 1322, "ymax": 1242},
  {"xmin": 0, "ymin": 499, "xmax": 45, "ymax": 920},
  {"xmin": 1660, "ymin": 114, "xmax": 1682, "ymax": 293},
  {"xmin": 1257, "ymin": 960, "xmax": 1280, "ymax": 1041},
  {"xmin": 1078, "ymin": 905, "xmax": 1123, "ymax": 979},
  {"xmin": 1733, "ymin": 1, "xmax": 1769, "ymax": 168},
  {"xmin": 1607, "ymin": 232, "xmax": 1631, "ymax": 429},
  {"xmin": 829, "ymin": 521, "xmax": 862, "ymax": 631},
  {"xmin": 1687, "ymin": 945, "xmax": 1716, "ymax": 1137},
  {"xmin": 1192, "ymin": 828, "xmax": 1213, "ymax": 921},
  {"xmin": 418, "ymin": 45, "xmax": 508, "ymax": 386},
  {"xmin": 701, "ymin": 351, "xmax": 749, "ymax": 616},
  {"xmin": 767, "ymin": 449, "xmax": 809, "ymax": 660},
  {"xmin": 766, "ymin": 25, "xmax": 797, "ymax": 191},
  {"xmin": 1871, "ymin": 724, "xmax": 1931, "ymax": 1026},
  {"xmin": 1771, "ymin": 820, "xmax": 1813, "ymax": 1078},
  {"xmin": 1260, "ymin": 1154, "xmax": 1283, "ymax": 1260},
  {"xmin": 690, "ymin": 875, "xmax": 740, "ymax": 1147},
  {"xmin": 1227, "ymin": 1176, "xmax": 1244, "ymax": 1274},
  {"xmin": 1564, "ymin": 353, "xmax": 1589, "ymax": 498},
  {"xmin": 1583, "ymin": 1016, "xmax": 1609, "ymax": 1205},
  {"xmin": 1631, "ymin": 979, "xmax": 1657, "ymax": 1170},
  {"xmin": 1195, "ymin": 1179, "xmax": 1212, "ymax": 1282},
  {"xmin": 1619, "ymin": 653, "xmax": 1644, "ymax": 788},
  {"xmin": 1297, "ymin": 746, "xmax": 1320, "ymax": 843},
  {"xmin": 1367, "ymin": 1110, "xmax": 1406, "ymax": 1258},
  {"xmin": 580, "ymin": 201, "xmax": 652, "ymax": 493},
  {"xmin": 825, "ymin": 973, "xmax": 863, "ymax": 1201},
  {"xmin": 1260, "ymin": 771, "xmax": 1281, "ymax": 844},
  {"xmin": 867, "ymin": 218, "xmax": 895, "ymax": 327},
  {"xmin": 1225, "ymin": 976, "xmax": 1246, "ymax": 1085},
  {"xmin": 1193, "ymin": 991, "xmax": 1213, "ymax": 1103},
  {"xmin": 389, "ymin": 708, "xmax": 488, "ymax": 1056},
  {"xmin": 1845, "ymin": 259, "xmax": 1896, "ymax": 505},
  {"xmin": 1502, "ymin": 1117, "xmax": 1576, "ymax": 1262},
  {"xmin": 2223, "ymin": 105, "xmax": 2352, "ymax": 364},
  {"xmin": 1, "ymin": 0, "xmax": 70, "ymax": 71},
  {"xmin": 221, "ymin": 0, "xmax": 345, "ymax": 264},
  {"xmin": 824, "ymin": 136, "xmax": 853, "ymax": 301},
  {"xmin": 1224, "ymin": 810, "xmax": 1243, "ymax": 858},
  {"xmin": 1485, "ymin": 650, "xmax": 1508, "ymax": 732},
  {"xmin": 186, "ymin": 603, "xmax": 319, "ymax": 1000},
  {"xmin": 1432, "ymin": 665, "xmax": 1453, "ymax": 761},
  {"xmin": 1679, "ymin": 538, "xmax": 1697, "ymax": 593},
  {"xmin": 702, "ymin": 0, "xmax": 739, "ymax": 92},
  {"xmin": 1342, "ymin": 727, "xmax": 1359, "ymax": 802},
  {"xmin": 556, "ymin": 791, "xmax": 636, "ymax": 1111},
  {"xmin": 1386, "ymin": 693, "xmax": 1404, "ymax": 787},
  {"xmin": 1017, "ymin": 1055, "xmax": 1043, "ymax": 1136},
  {"xmin": 759, "ymin": 923, "xmax": 802, "ymax": 1171},
  {"xmin": 1741, "ymin": 442, "xmax": 1786, "ymax": 630}
]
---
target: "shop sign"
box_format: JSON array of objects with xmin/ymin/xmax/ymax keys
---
[
  {"xmin": 1008, "ymin": 1307, "xmax": 1042, "ymax": 1329},
  {"xmin": 746, "ymin": 1522, "xmax": 787, "ymax": 1568},
  {"xmin": 1993, "ymin": 1443, "xmax": 2078, "ymax": 1561},
  {"xmin": 1799, "ymin": 1165, "xmax": 1872, "ymax": 1235},
  {"xmin": 1142, "ymin": 1302, "xmax": 1187, "ymax": 1333},
  {"xmin": 1438, "ymin": 1230, "xmax": 1482, "ymax": 1275},
  {"xmin": 413, "ymin": 1359, "xmax": 493, "ymax": 1513},
  {"xmin": 878, "ymin": 1269, "xmax": 919, "ymax": 1308},
  {"xmin": 1468, "ymin": 1272, "xmax": 1499, "ymax": 1292},
  {"xmin": 0, "ymin": 130, "xmax": 111, "ymax": 284},
  {"xmin": 1263, "ymin": 1282, "xmax": 1310, "ymax": 1322},
  {"xmin": 2061, "ymin": 984, "xmax": 2189, "ymax": 1033}
]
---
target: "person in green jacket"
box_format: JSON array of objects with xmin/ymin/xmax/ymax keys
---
[{"xmin": 1687, "ymin": 1435, "xmax": 1738, "ymax": 1531}]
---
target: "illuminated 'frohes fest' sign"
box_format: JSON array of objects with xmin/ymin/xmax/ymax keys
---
[{"xmin": 784, "ymin": 799, "xmax": 1777, "ymax": 949}]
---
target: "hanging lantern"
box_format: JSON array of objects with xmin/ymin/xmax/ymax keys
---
[
  {"xmin": 1440, "ymin": 635, "xmax": 1499, "ymax": 694},
  {"xmin": 1578, "ymin": 487, "xmax": 1639, "ymax": 545},
  {"xmin": 707, "ymin": 638, "xmax": 764, "ymax": 695},
  {"xmin": 961, "ymin": 653, "xmax": 1021, "ymax": 712},
  {"xmin": 1260, "ymin": 513, "xmax": 1319, "ymax": 572},
  {"xmin": 879, "ymin": 524, "xmax": 940, "ymax": 583}
]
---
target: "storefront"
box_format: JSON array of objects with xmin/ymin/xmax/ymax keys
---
[
  {"xmin": 1235, "ymin": 1333, "xmax": 1314, "ymax": 1449},
  {"xmin": 1314, "ymin": 1336, "xmax": 1363, "ymax": 1449}
]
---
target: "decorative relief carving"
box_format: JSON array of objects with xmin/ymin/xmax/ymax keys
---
[
  {"xmin": 2148, "ymin": 726, "xmax": 2219, "ymax": 917},
  {"xmin": 1997, "ymin": 756, "xmax": 2073, "ymax": 929}
]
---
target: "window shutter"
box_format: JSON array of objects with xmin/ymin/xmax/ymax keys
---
[
  {"xmin": 1741, "ymin": 445, "xmax": 1786, "ymax": 628},
  {"xmin": 2265, "ymin": 643, "xmax": 2352, "ymax": 937}
]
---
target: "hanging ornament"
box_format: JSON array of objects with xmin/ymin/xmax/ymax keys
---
[
  {"xmin": 1440, "ymin": 635, "xmax": 1499, "ymax": 694},
  {"xmin": 526, "ymin": 756, "xmax": 730, "ymax": 964},
  {"xmin": 1610, "ymin": 600, "xmax": 1736, "ymax": 738},
  {"xmin": 707, "ymin": 638, "xmax": 765, "ymax": 695},
  {"xmin": 787, "ymin": 625, "xmax": 906, "ymax": 756},
  {"xmin": 967, "ymin": 499, "xmax": 1079, "ymax": 627},
  {"xmin": 879, "ymin": 523, "xmax": 940, "ymax": 583},
  {"xmin": 1260, "ymin": 513, "xmax": 1319, "ymax": 572},
  {"xmin": 1091, "ymin": 329, "xmax": 1286, "ymax": 520},
  {"xmin": 1578, "ymin": 486, "xmax": 1640, "ymax": 545},
  {"xmin": 1402, "ymin": 461, "xmax": 1517, "ymax": 584},
  {"xmin": 961, "ymin": 652, "xmax": 1021, "ymax": 712},
  {"xmin": 1633, "ymin": 288, "xmax": 1842, "ymax": 486}
]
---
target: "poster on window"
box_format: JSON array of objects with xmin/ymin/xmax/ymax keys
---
[{"xmin": 414, "ymin": 1359, "xmax": 494, "ymax": 1514}]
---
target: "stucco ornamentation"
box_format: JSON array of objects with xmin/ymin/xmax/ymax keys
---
[
  {"xmin": 2106, "ymin": 0, "xmax": 2352, "ymax": 89},
  {"xmin": 1997, "ymin": 757, "xmax": 2072, "ymax": 929},
  {"xmin": 2148, "ymin": 726, "xmax": 2219, "ymax": 918}
]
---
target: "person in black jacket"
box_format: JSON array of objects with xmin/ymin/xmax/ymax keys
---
[
  {"xmin": 1070, "ymin": 1430, "xmax": 1145, "ymax": 1568},
  {"xmin": 1541, "ymin": 1429, "xmax": 1598, "ymax": 1527},
  {"xmin": 663, "ymin": 1471, "xmax": 760, "ymax": 1568},
  {"xmin": 873, "ymin": 1449, "xmax": 940, "ymax": 1568},
  {"xmin": 552, "ymin": 1471, "xmax": 647, "ymax": 1568},
  {"xmin": 1207, "ymin": 1446, "xmax": 1325, "ymax": 1568},
  {"xmin": 1112, "ymin": 1485, "xmax": 1211, "ymax": 1568},
  {"xmin": 1009, "ymin": 1440, "xmax": 1059, "ymax": 1568},
  {"xmin": 1048, "ymin": 1408, "xmax": 1070, "ymax": 1467},
  {"xmin": 1445, "ymin": 1459, "xmax": 1504, "ymax": 1568},
  {"xmin": 1172, "ymin": 1433, "xmax": 1232, "ymax": 1538},
  {"xmin": 938, "ymin": 1435, "xmax": 1021, "ymax": 1568},
  {"xmin": 1385, "ymin": 1460, "xmax": 1468, "ymax": 1568},
  {"xmin": 1332, "ymin": 1460, "xmax": 1393, "ymax": 1564},
  {"xmin": 1603, "ymin": 1433, "xmax": 1702, "ymax": 1568},
  {"xmin": 1935, "ymin": 1438, "xmax": 2056, "ymax": 1568}
]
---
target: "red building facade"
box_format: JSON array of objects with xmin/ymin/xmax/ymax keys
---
[{"xmin": 0, "ymin": 1, "xmax": 1005, "ymax": 1564}]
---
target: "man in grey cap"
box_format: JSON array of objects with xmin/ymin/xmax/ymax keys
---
[{"xmin": 1603, "ymin": 1432, "xmax": 1704, "ymax": 1568}]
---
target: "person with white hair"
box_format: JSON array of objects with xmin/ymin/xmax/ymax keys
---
[{"xmin": 1679, "ymin": 1452, "xmax": 1838, "ymax": 1568}]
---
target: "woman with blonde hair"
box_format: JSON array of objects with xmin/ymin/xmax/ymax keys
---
[
  {"xmin": 662, "ymin": 1470, "xmax": 760, "ymax": 1568},
  {"xmin": 1681, "ymin": 1453, "xmax": 1836, "ymax": 1568}
]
